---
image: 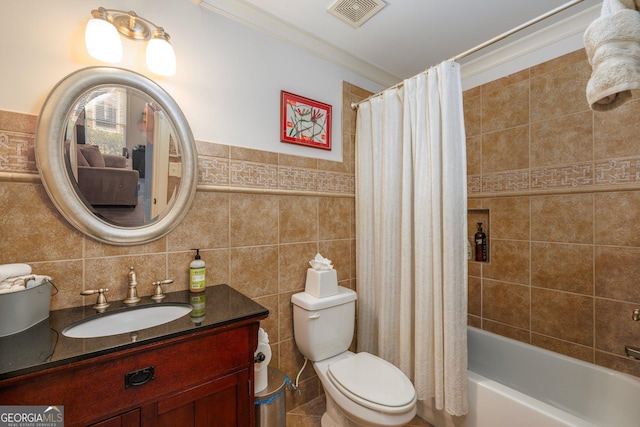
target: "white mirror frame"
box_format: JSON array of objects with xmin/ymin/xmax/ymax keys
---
[{"xmin": 36, "ymin": 67, "xmax": 197, "ymax": 245}]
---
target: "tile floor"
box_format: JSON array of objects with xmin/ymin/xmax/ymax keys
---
[{"xmin": 286, "ymin": 396, "xmax": 433, "ymax": 427}]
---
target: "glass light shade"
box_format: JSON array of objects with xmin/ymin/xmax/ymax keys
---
[
  {"xmin": 85, "ymin": 18, "xmax": 123, "ymax": 63},
  {"xmin": 146, "ymin": 37, "xmax": 176, "ymax": 76}
]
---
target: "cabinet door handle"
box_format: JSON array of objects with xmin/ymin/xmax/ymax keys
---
[{"xmin": 125, "ymin": 366, "xmax": 155, "ymax": 388}]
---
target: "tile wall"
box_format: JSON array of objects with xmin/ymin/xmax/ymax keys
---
[
  {"xmin": 466, "ymin": 48, "xmax": 640, "ymax": 378},
  {"xmin": 0, "ymin": 82, "xmax": 370, "ymax": 412}
]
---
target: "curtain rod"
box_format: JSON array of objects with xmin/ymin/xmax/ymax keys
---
[{"xmin": 350, "ymin": 0, "xmax": 585, "ymax": 109}]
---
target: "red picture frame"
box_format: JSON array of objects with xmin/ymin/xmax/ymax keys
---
[{"xmin": 280, "ymin": 91, "xmax": 332, "ymax": 150}]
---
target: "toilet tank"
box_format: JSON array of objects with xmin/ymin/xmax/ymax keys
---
[{"xmin": 291, "ymin": 287, "xmax": 357, "ymax": 362}]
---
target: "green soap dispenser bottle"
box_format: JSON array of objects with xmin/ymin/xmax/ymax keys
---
[{"xmin": 190, "ymin": 249, "xmax": 206, "ymax": 292}]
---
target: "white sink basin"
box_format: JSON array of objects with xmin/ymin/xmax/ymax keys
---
[{"xmin": 62, "ymin": 303, "xmax": 193, "ymax": 338}]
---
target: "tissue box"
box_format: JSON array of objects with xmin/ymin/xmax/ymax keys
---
[
  {"xmin": 305, "ymin": 268, "xmax": 338, "ymax": 298},
  {"xmin": 0, "ymin": 281, "xmax": 52, "ymax": 337}
]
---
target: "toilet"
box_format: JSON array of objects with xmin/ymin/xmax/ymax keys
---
[{"xmin": 292, "ymin": 286, "xmax": 417, "ymax": 427}]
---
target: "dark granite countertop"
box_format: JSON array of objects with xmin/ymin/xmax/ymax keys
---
[{"xmin": 0, "ymin": 284, "xmax": 269, "ymax": 381}]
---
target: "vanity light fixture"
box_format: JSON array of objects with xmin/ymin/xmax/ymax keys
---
[{"xmin": 85, "ymin": 7, "xmax": 176, "ymax": 76}]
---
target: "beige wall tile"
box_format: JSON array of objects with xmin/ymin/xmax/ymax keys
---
[
  {"xmin": 0, "ymin": 111, "xmax": 37, "ymax": 134},
  {"xmin": 530, "ymin": 60, "xmax": 591, "ymax": 123},
  {"xmin": 253, "ymin": 293, "xmax": 279, "ymax": 342},
  {"xmin": 34, "ymin": 260, "xmax": 84, "ymax": 310},
  {"xmin": 531, "ymin": 242, "xmax": 593, "ymax": 295},
  {"xmin": 482, "ymin": 125, "xmax": 529, "ymax": 173},
  {"xmin": 318, "ymin": 197, "xmax": 353, "ymax": 240},
  {"xmin": 196, "ymin": 140, "xmax": 228, "ymax": 158},
  {"xmin": 531, "ymin": 194, "xmax": 593, "ymax": 244},
  {"xmin": 278, "ymin": 290, "xmax": 299, "ymax": 342},
  {"xmin": 84, "ymin": 254, "xmax": 166, "ymax": 303},
  {"xmin": 595, "ymin": 351, "xmax": 640, "ymax": 378},
  {"xmin": 530, "ymin": 49, "xmax": 587, "ymax": 78},
  {"xmin": 318, "ymin": 239, "xmax": 351, "ymax": 282},
  {"xmin": 482, "ymin": 319, "xmax": 530, "ymax": 343},
  {"xmin": 466, "ymin": 135, "xmax": 482, "ymax": 176},
  {"xmin": 483, "ymin": 197, "xmax": 529, "ymax": 240},
  {"xmin": 530, "ymin": 111, "xmax": 593, "ymax": 167},
  {"xmin": 85, "ymin": 237, "xmax": 167, "ymax": 258},
  {"xmin": 230, "ymin": 146, "xmax": 278, "ymax": 164},
  {"xmin": 531, "ymin": 288, "xmax": 593, "ymax": 346},
  {"xmin": 0, "ymin": 183, "xmax": 84, "ymax": 264},
  {"xmin": 482, "ymin": 239, "xmax": 530, "ymax": 285},
  {"xmin": 463, "ymin": 94, "xmax": 481, "ymax": 137},
  {"xmin": 531, "ymin": 333, "xmax": 593, "ymax": 363},
  {"xmin": 595, "ymin": 245, "xmax": 640, "ymax": 302},
  {"xmin": 278, "ymin": 153, "xmax": 317, "ymax": 169},
  {"xmin": 594, "ymin": 99, "xmax": 640, "ymax": 160},
  {"xmin": 168, "ymin": 191, "xmax": 230, "ymax": 250},
  {"xmin": 465, "ymin": 49, "xmax": 640, "ymax": 379},
  {"xmin": 482, "ymin": 280, "xmax": 530, "ymax": 329},
  {"xmin": 230, "ymin": 193, "xmax": 278, "ymax": 247},
  {"xmin": 468, "ymin": 276, "xmax": 481, "ymax": 316},
  {"xmin": 279, "ymin": 196, "xmax": 318, "ymax": 244},
  {"xmin": 595, "ymin": 191, "xmax": 640, "ymax": 247},
  {"xmin": 229, "ymin": 245, "xmax": 279, "ymax": 298},
  {"xmin": 279, "ymin": 242, "xmax": 318, "ymax": 292},
  {"xmin": 482, "ymin": 79, "xmax": 529, "ymax": 134},
  {"xmin": 595, "ymin": 298, "xmax": 640, "ymax": 356}
]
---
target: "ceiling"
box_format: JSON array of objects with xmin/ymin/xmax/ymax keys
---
[{"xmin": 202, "ymin": 0, "xmax": 602, "ymax": 85}]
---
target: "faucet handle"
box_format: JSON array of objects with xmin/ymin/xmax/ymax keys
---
[
  {"xmin": 81, "ymin": 288, "xmax": 110, "ymax": 311},
  {"xmin": 151, "ymin": 279, "xmax": 173, "ymax": 301}
]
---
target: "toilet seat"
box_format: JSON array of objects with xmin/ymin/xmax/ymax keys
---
[{"xmin": 327, "ymin": 352, "xmax": 416, "ymax": 413}]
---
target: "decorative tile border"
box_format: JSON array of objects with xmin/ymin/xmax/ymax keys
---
[
  {"xmin": 198, "ymin": 156, "xmax": 229, "ymax": 186},
  {"xmin": 197, "ymin": 155, "xmax": 355, "ymax": 195},
  {"xmin": 470, "ymin": 156, "xmax": 640, "ymax": 197},
  {"xmin": 230, "ymin": 160, "xmax": 278, "ymax": 188},
  {"xmin": 317, "ymin": 170, "xmax": 355, "ymax": 194},
  {"xmin": 595, "ymin": 157, "xmax": 640, "ymax": 186},
  {"xmin": 468, "ymin": 175, "xmax": 482, "ymax": 194},
  {"xmin": 0, "ymin": 110, "xmax": 356, "ymax": 196},
  {"xmin": 482, "ymin": 170, "xmax": 529, "ymax": 193},
  {"xmin": 0, "ymin": 132, "xmax": 36, "ymax": 173},
  {"xmin": 531, "ymin": 162, "xmax": 592, "ymax": 190},
  {"xmin": 278, "ymin": 166, "xmax": 318, "ymax": 192}
]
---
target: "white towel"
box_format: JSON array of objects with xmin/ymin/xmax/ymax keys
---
[
  {"xmin": 0, "ymin": 274, "xmax": 52, "ymax": 294},
  {"xmin": 601, "ymin": 0, "xmax": 640, "ymax": 15},
  {"xmin": 584, "ymin": 1, "xmax": 640, "ymax": 111},
  {"xmin": 0, "ymin": 263, "xmax": 31, "ymax": 282}
]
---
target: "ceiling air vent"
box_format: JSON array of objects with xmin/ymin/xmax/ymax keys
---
[{"xmin": 327, "ymin": 0, "xmax": 386, "ymax": 28}]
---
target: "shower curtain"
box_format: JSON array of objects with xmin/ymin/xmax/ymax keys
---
[{"xmin": 355, "ymin": 61, "xmax": 468, "ymax": 416}]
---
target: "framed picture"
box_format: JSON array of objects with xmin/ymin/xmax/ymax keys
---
[{"xmin": 280, "ymin": 91, "xmax": 332, "ymax": 150}]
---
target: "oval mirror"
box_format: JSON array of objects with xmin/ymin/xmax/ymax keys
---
[{"xmin": 36, "ymin": 67, "xmax": 197, "ymax": 245}]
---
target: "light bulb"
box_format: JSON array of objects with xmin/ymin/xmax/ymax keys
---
[
  {"xmin": 85, "ymin": 17, "xmax": 123, "ymax": 64},
  {"xmin": 146, "ymin": 32, "xmax": 176, "ymax": 77}
]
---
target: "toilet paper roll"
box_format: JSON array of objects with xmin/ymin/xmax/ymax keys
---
[{"xmin": 254, "ymin": 341, "xmax": 272, "ymax": 393}]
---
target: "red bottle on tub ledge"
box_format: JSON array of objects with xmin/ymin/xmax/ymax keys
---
[{"xmin": 475, "ymin": 222, "xmax": 487, "ymax": 262}]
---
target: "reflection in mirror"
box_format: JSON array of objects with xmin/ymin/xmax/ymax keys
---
[
  {"xmin": 63, "ymin": 86, "xmax": 182, "ymax": 227},
  {"xmin": 36, "ymin": 67, "xmax": 197, "ymax": 245}
]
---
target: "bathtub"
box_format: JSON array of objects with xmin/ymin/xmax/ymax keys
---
[{"xmin": 419, "ymin": 326, "xmax": 640, "ymax": 427}]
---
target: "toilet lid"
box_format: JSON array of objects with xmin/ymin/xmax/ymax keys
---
[{"xmin": 327, "ymin": 352, "xmax": 415, "ymax": 410}]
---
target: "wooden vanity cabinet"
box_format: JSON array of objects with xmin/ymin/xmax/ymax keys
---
[{"xmin": 0, "ymin": 320, "xmax": 261, "ymax": 427}]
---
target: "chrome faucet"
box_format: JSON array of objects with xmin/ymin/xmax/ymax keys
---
[{"xmin": 123, "ymin": 266, "xmax": 141, "ymax": 305}]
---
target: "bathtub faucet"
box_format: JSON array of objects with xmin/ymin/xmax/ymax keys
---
[{"xmin": 625, "ymin": 346, "xmax": 640, "ymax": 360}]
